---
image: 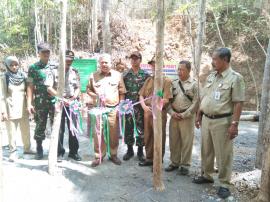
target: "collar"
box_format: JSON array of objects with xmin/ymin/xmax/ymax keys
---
[
  {"xmin": 180, "ymin": 76, "xmax": 192, "ymax": 83},
  {"xmin": 128, "ymin": 68, "xmax": 144, "ymax": 75},
  {"xmin": 219, "ymin": 67, "xmax": 232, "ymax": 78},
  {"xmin": 98, "ymin": 69, "xmax": 112, "ymax": 76}
]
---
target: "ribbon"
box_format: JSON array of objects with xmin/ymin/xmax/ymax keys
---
[
  {"xmin": 54, "ymin": 97, "xmax": 83, "ymax": 138},
  {"xmin": 89, "ymin": 107, "xmax": 112, "ymax": 162},
  {"xmin": 88, "ymin": 90, "xmax": 164, "ymax": 160}
]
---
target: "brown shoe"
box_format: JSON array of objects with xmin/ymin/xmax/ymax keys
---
[
  {"xmin": 165, "ymin": 164, "xmax": 179, "ymax": 172},
  {"xmin": 91, "ymin": 158, "xmax": 102, "ymax": 167},
  {"xmin": 109, "ymin": 156, "xmax": 122, "ymax": 165}
]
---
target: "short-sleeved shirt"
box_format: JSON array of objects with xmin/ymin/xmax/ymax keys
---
[
  {"xmin": 200, "ymin": 67, "xmax": 245, "ymax": 115},
  {"xmin": 168, "ymin": 77, "xmax": 199, "ymax": 118},
  {"xmin": 27, "ymin": 61, "xmax": 57, "ymax": 106},
  {"xmin": 45, "ymin": 67, "xmax": 80, "ymax": 98},
  {"xmin": 87, "ymin": 69, "xmax": 126, "ymax": 107},
  {"xmin": 138, "ymin": 76, "xmax": 172, "ymax": 106},
  {"xmin": 123, "ymin": 68, "xmax": 150, "ymax": 103}
]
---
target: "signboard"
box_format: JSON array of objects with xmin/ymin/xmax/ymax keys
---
[
  {"xmin": 72, "ymin": 59, "xmax": 97, "ymax": 92},
  {"xmin": 140, "ymin": 61, "xmax": 178, "ymax": 80}
]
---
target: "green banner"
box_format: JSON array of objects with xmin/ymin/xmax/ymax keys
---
[{"xmin": 72, "ymin": 59, "xmax": 97, "ymax": 92}]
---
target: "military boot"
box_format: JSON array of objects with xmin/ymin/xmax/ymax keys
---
[
  {"xmin": 123, "ymin": 145, "xmax": 134, "ymax": 161},
  {"xmin": 137, "ymin": 146, "xmax": 145, "ymax": 162},
  {"xmin": 35, "ymin": 140, "xmax": 43, "ymax": 160}
]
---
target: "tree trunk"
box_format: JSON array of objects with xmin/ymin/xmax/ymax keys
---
[
  {"xmin": 34, "ymin": 0, "xmax": 42, "ymax": 56},
  {"xmin": 70, "ymin": 9, "xmax": 73, "ymax": 50},
  {"xmin": 153, "ymin": 0, "xmax": 165, "ymax": 192},
  {"xmin": 87, "ymin": 0, "xmax": 92, "ymax": 50},
  {"xmin": 253, "ymin": 39, "xmax": 270, "ymax": 202},
  {"xmin": 0, "ymin": 122, "xmax": 3, "ymax": 202},
  {"xmin": 101, "ymin": 0, "xmax": 111, "ymax": 53},
  {"xmin": 256, "ymin": 40, "xmax": 270, "ymax": 168},
  {"xmin": 194, "ymin": 0, "xmax": 206, "ymax": 76},
  {"xmin": 48, "ymin": 0, "xmax": 67, "ymax": 175},
  {"xmin": 91, "ymin": 0, "xmax": 98, "ymax": 52}
]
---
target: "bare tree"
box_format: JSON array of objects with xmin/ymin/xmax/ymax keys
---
[
  {"xmin": 48, "ymin": 0, "xmax": 67, "ymax": 175},
  {"xmin": 102, "ymin": 0, "xmax": 111, "ymax": 53},
  {"xmin": 34, "ymin": 0, "xmax": 42, "ymax": 56},
  {"xmin": 153, "ymin": 0, "xmax": 165, "ymax": 191},
  {"xmin": 254, "ymin": 39, "xmax": 270, "ymax": 202},
  {"xmin": 194, "ymin": 0, "xmax": 206, "ymax": 76},
  {"xmin": 91, "ymin": 0, "xmax": 98, "ymax": 52}
]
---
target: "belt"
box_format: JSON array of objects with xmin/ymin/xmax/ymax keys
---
[
  {"xmin": 173, "ymin": 107, "xmax": 188, "ymax": 113},
  {"xmin": 203, "ymin": 112, "xmax": 232, "ymax": 119},
  {"xmin": 106, "ymin": 104, "xmax": 118, "ymax": 108}
]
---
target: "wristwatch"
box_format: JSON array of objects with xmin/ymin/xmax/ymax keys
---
[{"xmin": 231, "ymin": 121, "xmax": 239, "ymax": 126}]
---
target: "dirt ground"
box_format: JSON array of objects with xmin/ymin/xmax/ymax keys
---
[{"xmin": 1, "ymin": 118, "xmax": 259, "ymax": 202}]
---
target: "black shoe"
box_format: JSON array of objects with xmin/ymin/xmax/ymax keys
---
[
  {"xmin": 35, "ymin": 141, "xmax": 43, "ymax": 160},
  {"xmin": 192, "ymin": 176, "xmax": 214, "ymax": 184},
  {"xmin": 217, "ymin": 187, "xmax": 231, "ymax": 199},
  {"xmin": 178, "ymin": 167, "xmax": 189, "ymax": 175},
  {"xmin": 57, "ymin": 150, "xmax": 65, "ymax": 162},
  {"xmin": 123, "ymin": 145, "xmax": 134, "ymax": 161},
  {"xmin": 68, "ymin": 153, "xmax": 82, "ymax": 161},
  {"xmin": 139, "ymin": 160, "xmax": 153, "ymax": 167},
  {"xmin": 165, "ymin": 164, "xmax": 179, "ymax": 172},
  {"xmin": 137, "ymin": 146, "xmax": 145, "ymax": 162}
]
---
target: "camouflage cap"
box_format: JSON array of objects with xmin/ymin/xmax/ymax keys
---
[
  {"xmin": 66, "ymin": 50, "xmax": 75, "ymax": 60},
  {"xmin": 37, "ymin": 42, "xmax": 51, "ymax": 52}
]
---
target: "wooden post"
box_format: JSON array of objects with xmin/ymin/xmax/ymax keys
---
[
  {"xmin": 153, "ymin": 0, "xmax": 165, "ymax": 191},
  {"xmin": 48, "ymin": 0, "xmax": 67, "ymax": 175}
]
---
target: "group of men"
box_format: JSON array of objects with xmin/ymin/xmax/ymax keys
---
[
  {"xmin": 16, "ymin": 42, "xmax": 245, "ymax": 199},
  {"xmin": 27, "ymin": 43, "xmax": 81, "ymax": 161}
]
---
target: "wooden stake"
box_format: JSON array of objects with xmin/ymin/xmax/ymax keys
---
[
  {"xmin": 48, "ymin": 0, "xmax": 67, "ymax": 175},
  {"xmin": 153, "ymin": 0, "xmax": 165, "ymax": 191}
]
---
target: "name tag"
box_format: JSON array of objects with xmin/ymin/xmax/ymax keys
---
[{"xmin": 214, "ymin": 91, "xmax": 221, "ymax": 100}]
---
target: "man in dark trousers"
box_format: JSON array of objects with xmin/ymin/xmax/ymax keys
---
[{"xmin": 45, "ymin": 50, "xmax": 81, "ymax": 161}]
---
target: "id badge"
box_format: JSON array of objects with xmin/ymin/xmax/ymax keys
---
[{"xmin": 214, "ymin": 91, "xmax": 221, "ymax": 100}]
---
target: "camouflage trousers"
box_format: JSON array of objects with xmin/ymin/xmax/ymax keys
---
[
  {"xmin": 34, "ymin": 103, "xmax": 55, "ymax": 141},
  {"xmin": 124, "ymin": 105, "xmax": 144, "ymax": 146}
]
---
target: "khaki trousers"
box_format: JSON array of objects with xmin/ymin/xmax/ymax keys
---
[
  {"xmin": 144, "ymin": 110, "xmax": 167, "ymax": 161},
  {"xmin": 6, "ymin": 116, "xmax": 31, "ymax": 152},
  {"xmin": 169, "ymin": 115, "xmax": 195, "ymax": 168},
  {"xmin": 201, "ymin": 115, "xmax": 233, "ymax": 187},
  {"xmin": 94, "ymin": 110, "xmax": 119, "ymax": 159}
]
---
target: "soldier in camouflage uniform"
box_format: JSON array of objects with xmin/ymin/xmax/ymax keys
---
[
  {"xmin": 122, "ymin": 51, "xmax": 149, "ymax": 161},
  {"xmin": 27, "ymin": 43, "xmax": 56, "ymax": 160}
]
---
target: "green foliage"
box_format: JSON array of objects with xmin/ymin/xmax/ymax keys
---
[{"xmin": 208, "ymin": 0, "xmax": 268, "ymax": 38}]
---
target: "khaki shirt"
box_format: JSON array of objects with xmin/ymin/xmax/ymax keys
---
[
  {"xmin": 168, "ymin": 77, "xmax": 199, "ymax": 118},
  {"xmin": 0, "ymin": 75, "xmax": 27, "ymax": 119},
  {"xmin": 200, "ymin": 67, "xmax": 245, "ymax": 115},
  {"xmin": 138, "ymin": 76, "xmax": 172, "ymax": 107},
  {"xmin": 87, "ymin": 69, "xmax": 126, "ymax": 107}
]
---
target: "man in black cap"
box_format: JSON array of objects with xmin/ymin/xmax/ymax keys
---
[
  {"xmin": 45, "ymin": 50, "xmax": 82, "ymax": 161},
  {"xmin": 122, "ymin": 51, "xmax": 150, "ymax": 161},
  {"xmin": 27, "ymin": 42, "xmax": 57, "ymax": 160}
]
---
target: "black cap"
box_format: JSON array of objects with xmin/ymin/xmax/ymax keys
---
[
  {"xmin": 129, "ymin": 51, "xmax": 142, "ymax": 59},
  {"xmin": 66, "ymin": 50, "xmax": 75, "ymax": 60},
  {"xmin": 37, "ymin": 42, "xmax": 51, "ymax": 52}
]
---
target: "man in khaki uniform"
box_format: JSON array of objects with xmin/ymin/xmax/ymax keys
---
[
  {"xmin": 193, "ymin": 48, "xmax": 245, "ymax": 199},
  {"xmin": 87, "ymin": 53, "xmax": 126, "ymax": 167},
  {"xmin": 138, "ymin": 60, "xmax": 172, "ymax": 166},
  {"xmin": 165, "ymin": 60, "xmax": 198, "ymax": 175}
]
